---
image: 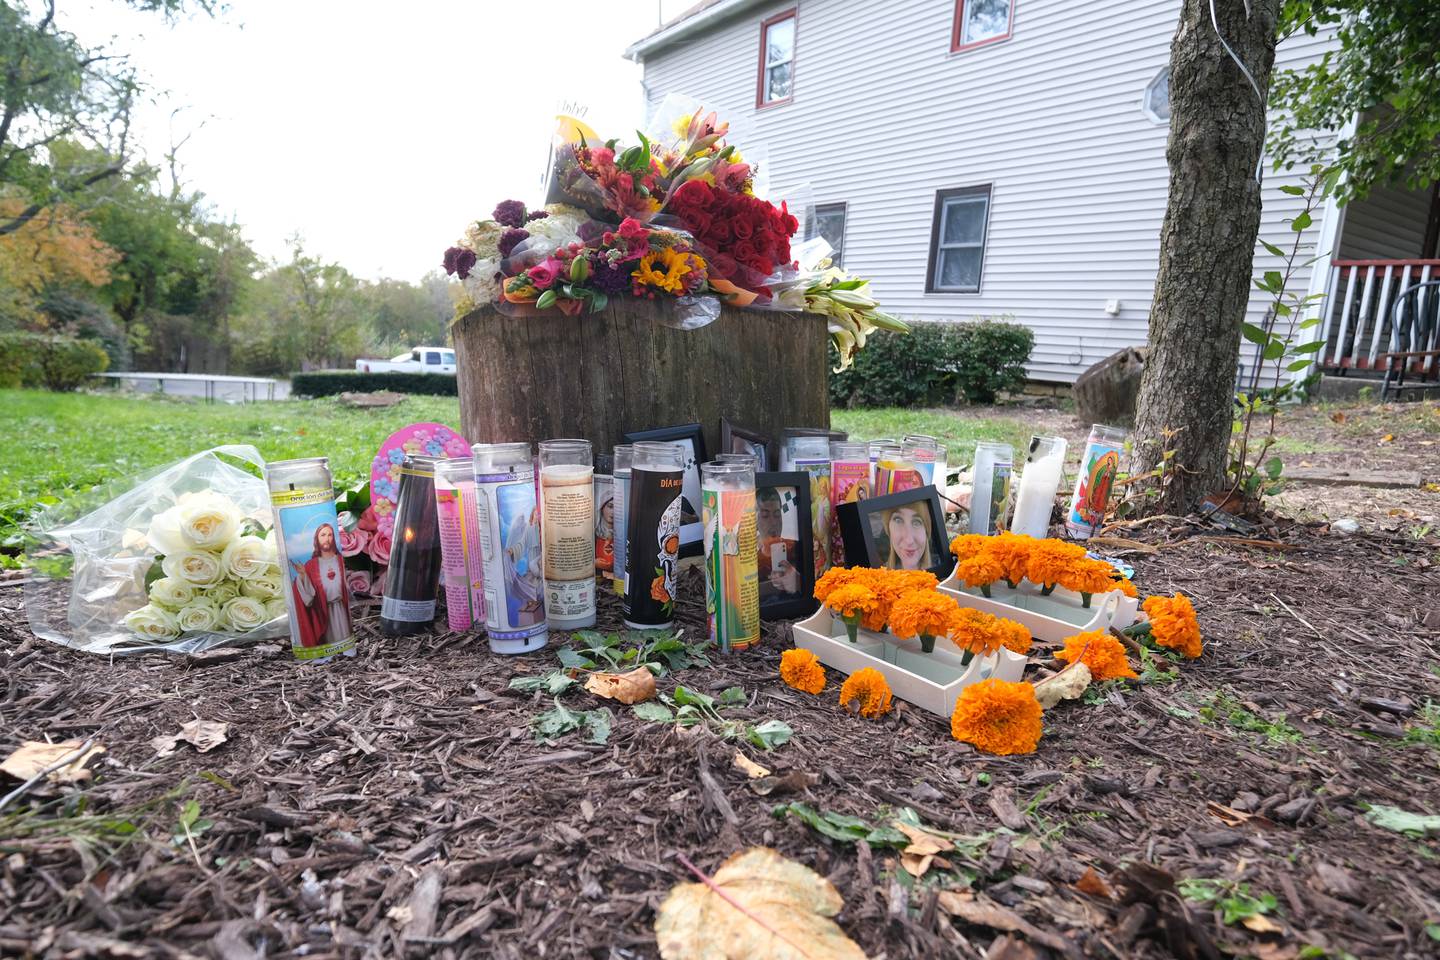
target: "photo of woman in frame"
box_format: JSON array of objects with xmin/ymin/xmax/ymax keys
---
[{"xmin": 870, "ymin": 501, "xmax": 935, "ymax": 571}]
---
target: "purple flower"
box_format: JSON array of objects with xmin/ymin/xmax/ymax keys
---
[
  {"xmin": 442, "ymin": 246, "xmax": 477, "ymax": 280},
  {"xmin": 498, "ymin": 228, "xmax": 530, "ymax": 258},
  {"xmin": 493, "ymin": 200, "xmax": 527, "ymax": 228},
  {"xmin": 577, "ymin": 220, "xmax": 606, "ymax": 243},
  {"xmin": 590, "ymin": 259, "xmax": 633, "ymax": 295},
  {"xmin": 526, "ymin": 210, "xmax": 549, "ymax": 222}
]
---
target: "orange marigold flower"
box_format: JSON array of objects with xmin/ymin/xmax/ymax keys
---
[
  {"xmin": 1055, "ymin": 557, "xmax": 1119, "ymax": 597},
  {"xmin": 814, "ymin": 566, "xmax": 861, "ymax": 603},
  {"xmin": 779, "ymin": 648, "xmax": 826, "ymax": 694},
  {"xmin": 839, "ymin": 667, "xmax": 893, "ymax": 718},
  {"xmin": 1025, "ymin": 539, "xmax": 1088, "ymax": 589},
  {"xmin": 957, "ymin": 553, "xmax": 1004, "ymax": 591},
  {"xmin": 1142, "ymin": 592, "xmax": 1202, "ymax": 659},
  {"xmin": 985, "ymin": 531, "xmax": 1035, "ymax": 586},
  {"xmin": 995, "ymin": 617, "xmax": 1033, "ymax": 656},
  {"xmin": 1055, "ymin": 630, "xmax": 1138, "ymax": 681},
  {"xmin": 950, "ymin": 678, "xmax": 1042, "ymax": 755},
  {"xmin": 1114, "ymin": 577, "xmax": 1138, "ymax": 599},
  {"xmin": 950, "ymin": 534, "xmax": 990, "ymax": 563},
  {"xmin": 888, "ymin": 590, "xmax": 960, "ymax": 642},
  {"xmin": 948, "ymin": 607, "xmax": 1004, "ymax": 658},
  {"xmin": 822, "ymin": 583, "xmax": 878, "ymax": 619}
]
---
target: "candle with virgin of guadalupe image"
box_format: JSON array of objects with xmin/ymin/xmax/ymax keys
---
[
  {"xmin": 1066, "ymin": 425, "xmax": 1126, "ymax": 539},
  {"xmin": 829, "ymin": 441, "xmax": 870, "ymax": 566}
]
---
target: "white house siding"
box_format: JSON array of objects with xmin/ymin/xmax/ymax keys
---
[
  {"xmin": 1337, "ymin": 182, "xmax": 1433, "ymax": 260},
  {"xmin": 636, "ymin": 0, "xmax": 1339, "ymax": 384}
]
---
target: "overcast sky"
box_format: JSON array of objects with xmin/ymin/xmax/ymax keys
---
[{"xmin": 66, "ymin": 1, "xmax": 693, "ymax": 281}]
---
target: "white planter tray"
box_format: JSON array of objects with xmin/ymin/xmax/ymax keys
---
[
  {"xmin": 792, "ymin": 607, "xmax": 1027, "ymax": 718},
  {"xmin": 937, "ymin": 575, "xmax": 1138, "ymax": 642}
]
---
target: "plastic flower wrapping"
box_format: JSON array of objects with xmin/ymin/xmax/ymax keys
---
[
  {"xmin": 441, "ymin": 97, "xmax": 907, "ymax": 370},
  {"xmin": 23, "ymin": 446, "xmax": 289, "ymax": 655}
]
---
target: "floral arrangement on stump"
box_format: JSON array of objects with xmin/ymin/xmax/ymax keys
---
[{"xmin": 440, "ymin": 108, "xmax": 906, "ymax": 369}]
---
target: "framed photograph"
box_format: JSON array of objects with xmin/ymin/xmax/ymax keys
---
[
  {"xmin": 836, "ymin": 485, "xmax": 955, "ymax": 581},
  {"xmin": 719, "ymin": 418, "xmax": 772, "ymax": 472},
  {"xmin": 755, "ymin": 471, "xmax": 817, "ymax": 620},
  {"xmin": 623, "ymin": 423, "xmax": 708, "ymax": 558}
]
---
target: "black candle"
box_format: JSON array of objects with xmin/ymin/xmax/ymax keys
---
[{"xmin": 381, "ymin": 456, "xmax": 442, "ymax": 636}]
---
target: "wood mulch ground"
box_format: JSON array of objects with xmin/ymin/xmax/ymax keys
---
[{"xmin": 3, "ymin": 401, "xmax": 1439, "ymax": 959}]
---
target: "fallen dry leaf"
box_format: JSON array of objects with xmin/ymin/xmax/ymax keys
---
[
  {"xmin": 733, "ymin": 751, "xmax": 772, "ymax": 780},
  {"xmin": 1379, "ymin": 433, "xmax": 1395, "ymax": 444},
  {"xmin": 895, "ymin": 820, "xmax": 954, "ymax": 878},
  {"xmin": 1205, "ymin": 801, "xmax": 1254, "ymax": 827},
  {"xmin": 1074, "ymin": 867, "xmax": 1114, "ymax": 900},
  {"xmin": 1034, "ymin": 663, "xmax": 1092, "ymax": 710},
  {"xmin": 900, "ymin": 851, "xmax": 953, "ymax": 878},
  {"xmin": 1240, "ymin": 913, "xmax": 1284, "ymax": 935},
  {"xmin": 1329, "ymin": 411, "xmax": 1346, "ymax": 424},
  {"xmin": 655, "ymin": 847, "xmax": 865, "ymax": 960},
  {"xmin": 1, "ymin": 740, "xmax": 105, "ymax": 784},
  {"xmin": 152, "ymin": 720, "xmax": 230, "ymax": 758},
  {"xmin": 936, "ymin": 891, "xmax": 1072, "ymax": 953},
  {"xmin": 584, "ymin": 667, "xmax": 657, "ymax": 705},
  {"xmin": 748, "ymin": 770, "xmax": 816, "ymax": 798}
]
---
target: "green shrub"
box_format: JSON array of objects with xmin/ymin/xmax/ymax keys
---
[
  {"xmin": 291, "ymin": 370, "xmax": 458, "ymax": 398},
  {"xmin": 0, "ymin": 332, "xmax": 110, "ymax": 391},
  {"xmin": 829, "ymin": 317, "xmax": 1033, "ymax": 408}
]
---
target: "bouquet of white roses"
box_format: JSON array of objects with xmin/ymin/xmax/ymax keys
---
[
  {"xmin": 25, "ymin": 445, "xmax": 290, "ymax": 655},
  {"xmin": 123, "ymin": 490, "xmax": 289, "ymax": 644}
]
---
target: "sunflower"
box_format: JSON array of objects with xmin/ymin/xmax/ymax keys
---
[
  {"xmin": 779, "ymin": 648, "xmax": 826, "ymax": 694},
  {"xmin": 1140, "ymin": 592, "xmax": 1202, "ymax": 659},
  {"xmin": 1055, "ymin": 630, "xmax": 1137, "ymax": 681},
  {"xmin": 839, "ymin": 667, "xmax": 893, "ymax": 718},
  {"xmin": 950, "ymin": 678, "xmax": 1043, "ymax": 755}
]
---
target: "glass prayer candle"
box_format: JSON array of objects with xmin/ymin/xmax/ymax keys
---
[
  {"xmin": 701, "ymin": 460, "xmax": 760, "ymax": 653},
  {"xmin": 789, "ymin": 436, "xmax": 832, "ymax": 576},
  {"xmin": 867, "ymin": 438, "xmax": 894, "ymax": 488},
  {"xmin": 623, "ymin": 441, "xmax": 686, "ymax": 631},
  {"xmin": 433, "ymin": 457, "xmax": 485, "ymax": 633},
  {"xmin": 611, "ymin": 444, "xmax": 633, "ymax": 594},
  {"xmin": 381, "ymin": 457, "xmax": 443, "ymax": 636},
  {"xmin": 829, "ymin": 441, "xmax": 870, "ymax": 565},
  {"xmin": 594, "ymin": 452, "xmax": 615, "ymax": 579},
  {"xmin": 1066, "ymin": 424, "xmax": 1127, "ymax": 539},
  {"xmin": 538, "ymin": 439, "xmax": 596, "ymax": 630},
  {"xmin": 1010, "ymin": 436, "xmax": 1068, "ymax": 539},
  {"xmin": 969, "ymin": 442, "xmax": 1014, "ymax": 535},
  {"xmin": 473, "ymin": 442, "xmax": 547, "ymax": 654},
  {"xmin": 266, "ymin": 457, "xmax": 357, "ymax": 661}
]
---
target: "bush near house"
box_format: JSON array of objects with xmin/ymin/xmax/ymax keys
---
[
  {"xmin": 0, "ymin": 333, "xmax": 110, "ymax": 392},
  {"xmin": 829, "ymin": 318, "xmax": 1034, "ymax": 409},
  {"xmin": 291, "ymin": 370, "xmax": 459, "ymax": 398}
]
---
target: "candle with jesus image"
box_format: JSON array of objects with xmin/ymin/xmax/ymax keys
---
[{"xmin": 266, "ymin": 456, "xmax": 357, "ymax": 662}]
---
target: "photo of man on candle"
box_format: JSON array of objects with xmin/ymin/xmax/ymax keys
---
[
  {"xmin": 756, "ymin": 485, "xmax": 800, "ymax": 599},
  {"xmin": 871, "ymin": 502, "xmax": 935, "ymax": 571},
  {"xmin": 287, "ymin": 518, "xmax": 353, "ymax": 648}
]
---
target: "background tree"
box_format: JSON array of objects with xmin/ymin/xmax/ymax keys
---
[
  {"xmin": 1270, "ymin": 0, "xmax": 1440, "ymax": 203},
  {"xmin": 1131, "ymin": 0, "xmax": 1281, "ymax": 513},
  {"xmin": 0, "ymin": 0, "xmax": 217, "ymax": 236}
]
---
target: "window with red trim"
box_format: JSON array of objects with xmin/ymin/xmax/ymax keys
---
[
  {"xmin": 951, "ymin": 0, "xmax": 1014, "ymax": 52},
  {"xmin": 757, "ymin": 11, "xmax": 796, "ymax": 107}
]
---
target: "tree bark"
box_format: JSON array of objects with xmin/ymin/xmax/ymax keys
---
[{"xmin": 1131, "ymin": 0, "xmax": 1280, "ymax": 512}]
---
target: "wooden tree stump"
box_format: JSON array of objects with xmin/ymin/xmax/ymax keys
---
[
  {"xmin": 452, "ymin": 301, "xmax": 830, "ymax": 457},
  {"xmin": 1073, "ymin": 347, "xmax": 1147, "ymax": 426}
]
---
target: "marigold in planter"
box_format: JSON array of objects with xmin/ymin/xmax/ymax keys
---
[
  {"xmin": 1139, "ymin": 592, "xmax": 1202, "ymax": 659},
  {"xmin": 821, "ymin": 582, "xmax": 879, "ymax": 645},
  {"xmin": 839, "ymin": 667, "xmax": 893, "ymax": 718},
  {"xmin": 1054, "ymin": 557, "xmax": 1122, "ymax": 606},
  {"xmin": 1114, "ymin": 577, "xmax": 1138, "ymax": 599},
  {"xmin": 814, "ymin": 566, "xmax": 862, "ymax": 604},
  {"xmin": 956, "ymin": 553, "xmax": 1005, "ymax": 597},
  {"xmin": 948, "ymin": 607, "xmax": 1004, "ymax": 658},
  {"xmin": 1025, "ymin": 538, "xmax": 1088, "ymax": 592},
  {"xmin": 779, "ymin": 648, "xmax": 826, "ymax": 694},
  {"xmin": 950, "ymin": 678, "xmax": 1043, "ymax": 755},
  {"xmin": 949, "ymin": 534, "xmax": 990, "ymax": 564},
  {"xmin": 888, "ymin": 590, "xmax": 960, "ymax": 653},
  {"xmin": 995, "ymin": 617, "xmax": 1033, "ymax": 656},
  {"xmin": 1055, "ymin": 630, "xmax": 1137, "ymax": 681},
  {"xmin": 985, "ymin": 532, "xmax": 1034, "ymax": 587}
]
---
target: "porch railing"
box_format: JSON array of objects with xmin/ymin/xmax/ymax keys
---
[{"xmin": 1314, "ymin": 259, "xmax": 1440, "ymax": 373}]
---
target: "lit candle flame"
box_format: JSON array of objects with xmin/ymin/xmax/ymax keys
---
[{"xmin": 404, "ymin": 527, "xmax": 414, "ymax": 543}]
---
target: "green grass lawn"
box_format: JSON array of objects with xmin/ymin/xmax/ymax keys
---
[{"xmin": 1, "ymin": 389, "xmax": 1029, "ymax": 556}]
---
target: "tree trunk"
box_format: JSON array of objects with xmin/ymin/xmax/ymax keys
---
[
  {"xmin": 452, "ymin": 301, "xmax": 830, "ymax": 459},
  {"xmin": 1131, "ymin": 0, "xmax": 1279, "ymax": 512}
]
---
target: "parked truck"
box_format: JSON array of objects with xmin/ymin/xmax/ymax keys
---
[{"xmin": 355, "ymin": 347, "xmax": 456, "ymax": 374}]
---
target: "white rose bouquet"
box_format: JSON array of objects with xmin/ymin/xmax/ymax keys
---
[{"xmin": 130, "ymin": 489, "xmax": 284, "ymax": 642}]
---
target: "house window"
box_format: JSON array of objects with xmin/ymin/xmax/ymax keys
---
[
  {"xmin": 806, "ymin": 203, "xmax": 847, "ymax": 268},
  {"xmin": 927, "ymin": 186, "xmax": 992, "ymax": 293},
  {"xmin": 757, "ymin": 11, "xmax": 796, "ymax": 106},
  {"xmin": 951, "ymin": 0, "xmax": 1014, "ymax": 52},
  {"xmin": 1143, "ymin": 66, "xmax": 1171, "ymax": 124}
]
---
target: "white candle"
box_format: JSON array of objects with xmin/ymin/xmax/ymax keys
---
[{"xmin": 1009, "ymin": 436, "xmax": 1067, "ymax": 539}]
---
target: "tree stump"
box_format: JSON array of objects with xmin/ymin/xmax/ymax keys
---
[
  {"xmin": 1073, "ymin": 347, "xmax": 1147, "ymax": 426},
  {"xmin": 452, "ymin": 301, "xmax": 830, "ymax": 457}
]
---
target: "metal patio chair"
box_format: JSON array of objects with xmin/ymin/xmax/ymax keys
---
[{"xmin": 1379, "ymin": 279, "xmax": 1440, "ymax": 401}]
